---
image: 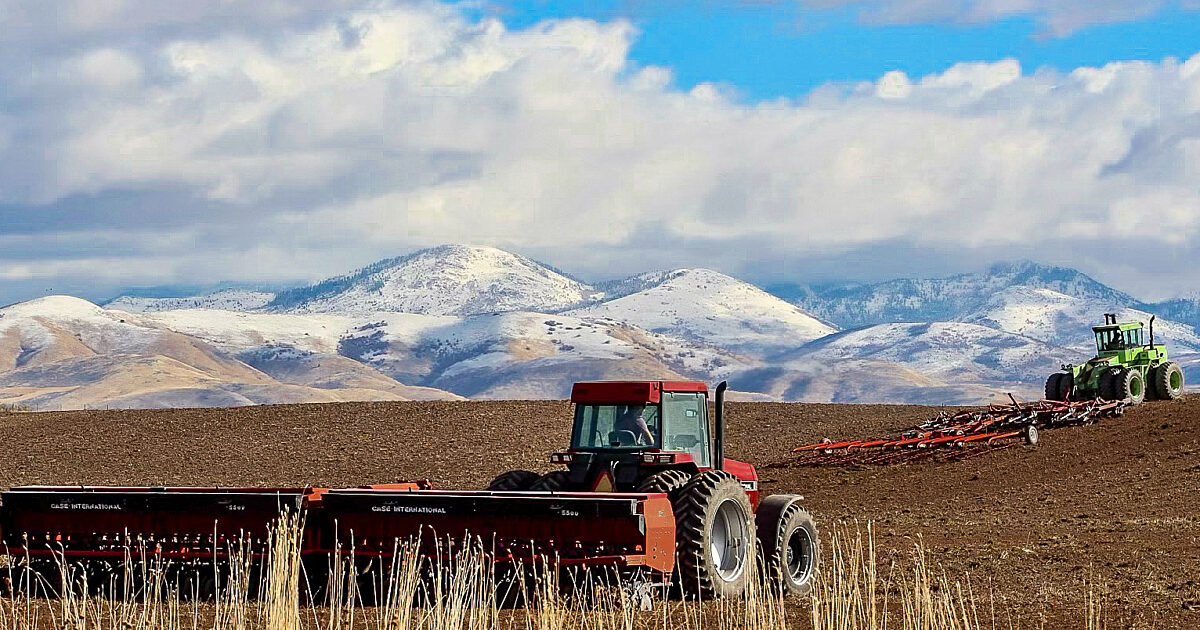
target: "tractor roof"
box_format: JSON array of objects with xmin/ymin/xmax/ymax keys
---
[
  {"xmin": 1092, "ymin": 321, "xmax": 1144, "ymax": 332},
  {"xmin": 571, "ymin": 380, "xmax": 707, "ymax": 404}
]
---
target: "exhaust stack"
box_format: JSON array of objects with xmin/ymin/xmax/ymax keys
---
[{"xmin": 714, "ymin": 381, "xmax": 728, "ymax": 470}]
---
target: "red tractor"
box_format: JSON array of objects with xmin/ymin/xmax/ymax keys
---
[{"xmin": 487, "ymin": 380, "xmax": 820, "ymax": 598}]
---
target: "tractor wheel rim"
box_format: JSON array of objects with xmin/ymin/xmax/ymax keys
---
[
  {"xmin": 1171, "ymin": 370, "xmax": 1182, "ymax": 391},
  {"xmin": 710, "ymin": 499, "xmax": 748, "ymax": 581},
  {"xmin": 1131, "ymin": 376, "xmax": 1142, "ymax": 397},
  {"xmin": 785, "ymin": 527, "xmax": 815, "ymax": 586}
]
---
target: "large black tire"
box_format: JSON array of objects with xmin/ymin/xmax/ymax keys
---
[
  {"xmin": 755, "ymin": 495, "xmax": 819, "ymax": 597},
  {"xmin": 1057, "ymin": 372, "xmax": 1074, "ymax": 401},
  {"xmin": 1153, "ymin": 362, "xmax": 1185, "ymax": 400},
  {"xmin": 673, "ymin": 470, "xmax": 753, "ymax": 599},
  {"xmin": 529, "ymin": 470, "xmax": 573, "ymax": 491},
  {"xmin": 1100, "ymin": 370, "xmax": 1118, "ymax": 400},
  {"xmin": 635, "ymin": 469, "xmax": 691, "ymax": 496},
  {"xmin": 487, "ymin": 469, "xmax": 540, "ymax": 491},
  {"xmin": 1044, "ymin": 373, "xmax": 1064, "ymax": 401},
  {"xmin": 1114, "ymin": 367, "xmax": 1146, "ymax": 404}
]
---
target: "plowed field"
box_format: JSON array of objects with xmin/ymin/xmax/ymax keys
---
[{"xmin": 2, "ymin": 397, "xmax": 1198, "ymax": 628}]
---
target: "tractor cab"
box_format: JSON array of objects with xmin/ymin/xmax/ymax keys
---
[
  {"xmin": 568, "ymin": 381, "xmax": 712, "ymax": 466},
  {"xmin": 529, "ymin": 380, "xmax": 759, "ymax": 500},
  {"xmin": 1091, "ymin": 314, "xmax": 1166, "ymax": 362},
  {"xmin": 1093, "ymin": 320, "xmax": 1144, "ymax": 354}
]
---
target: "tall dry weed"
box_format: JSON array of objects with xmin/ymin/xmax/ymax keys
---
[{"xmin": 1, "ymin": 516, "xmax": 1106, "ymax": 630}]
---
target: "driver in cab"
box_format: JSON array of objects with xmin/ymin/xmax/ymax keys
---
[{"xmin": 614, "ymin": 406, "xmax": 655, "ymax": 446}]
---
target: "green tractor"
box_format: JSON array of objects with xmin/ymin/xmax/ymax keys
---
[{"xmin": 1046, "ymin": 314, "xmax": 1185, "ymax": 404}]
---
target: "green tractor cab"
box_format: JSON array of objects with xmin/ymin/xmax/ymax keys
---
[{"xmin": 1046, "ymin": 314, "xmax": 1184, "ymax": 404}]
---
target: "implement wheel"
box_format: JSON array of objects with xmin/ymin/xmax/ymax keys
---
[
  {"xmin": 755, "ymin": 495, "xmax": 819, "ymax": 596},
  {"xmin": 1115, "ymin": 368, "xmax": 1146, "ymax": 404},
  {"xmin": 487, "ymin": 470, "xmax": 539, "ymax": 491},
  {"xmin": 635, "ymin": 469, "xmax": 691, "ymax": 496},
  {"xmin": 673, "ymin": 470, "xmax": 753, "ymax": 599},
  {"xmin": 529, "ymin": 470, "xmax": 573, "ymax": 491},
  {"xmin": 1154, "ymin": 362, "xmax": 1185, "ymax": 400}
]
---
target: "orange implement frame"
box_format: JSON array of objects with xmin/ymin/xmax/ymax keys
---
[{"xmin": 792, "ymin": 398, "xmax": 1127, "ymax": 466}]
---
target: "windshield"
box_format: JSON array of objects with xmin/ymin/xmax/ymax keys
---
[
  {"xmin": 1095, "ymin": 327, "xmax": 1143, "ymax": 353},
  {"xmin": 572, "ymin": 404, "xmax": 661, "ymax": 449}
]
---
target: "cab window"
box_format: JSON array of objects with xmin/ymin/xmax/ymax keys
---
[
  {"xmin": 1096, "ymin": 329, "xmax": 1124, "ymax": 352},
  {"xmin": 662, "ymin": 392, "xmax": 710, "ymax": 467},
  {"xmin": 572, "ymin": 404, "xmax": 661, "ymax": 449}
]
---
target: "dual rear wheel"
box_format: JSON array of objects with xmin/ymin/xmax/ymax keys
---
[{"xmin": 672, "ymin": 470, "xmax": 818, "ymax": 599}]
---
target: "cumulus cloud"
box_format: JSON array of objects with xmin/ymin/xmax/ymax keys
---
[
  {"xmin": 1, "ymin": 0, "xmax": 1200, "ymax": 302},
  {"xmin": 803, "ymin": 0, "xmax": 1179, "ymax": 37}
]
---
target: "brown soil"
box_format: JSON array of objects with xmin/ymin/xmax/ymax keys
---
[{"xmin": 2, "ymin": 397, "xmax": 1198, "ymax": 628}]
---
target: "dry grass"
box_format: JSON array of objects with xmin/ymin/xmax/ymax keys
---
[{"xmin": 0, "ymin": 517, "xmax": 1108, "ymax": 630}]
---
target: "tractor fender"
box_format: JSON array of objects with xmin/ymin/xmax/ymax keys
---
[
  {"xmin": 754, "ymin": 494, "xmax": 820, "ymax": 596},
  {"xmin": 753, "ymin": 493, "xmax": 805, "ymax": 520}
]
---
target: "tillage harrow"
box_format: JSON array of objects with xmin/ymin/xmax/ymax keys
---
[{"xmin": 792, "ymin": 398, "xmax": 1128, "ymax": 466}]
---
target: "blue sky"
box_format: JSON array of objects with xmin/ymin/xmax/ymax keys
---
[
  {"xmin": 489, "ymin": 1, "xmax": 1200, "ymax": 101},
  {"xmin": 3, "ymin": 1, "xmax": 1200, "ymax": 304}
]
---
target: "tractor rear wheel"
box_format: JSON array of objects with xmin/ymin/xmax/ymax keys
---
[
  {"xmin": 487, "ymin": 470, "xmax": 540, "ymax": 491},
  {"xmin": 1154, "ymin": 362, "xmax": 1185, "ymax": 400},
  {"xmin": 673, "ymin": 470, "xmax": 753, "ymax": 599},
  {"xmin": 635, "ymin": 469, "xmax": 691, "ymax": 496},
  {"xmin": 755, "ymin": 495, "xmax": 819, "ymax": 596},
  {"xmin": 1114, "ymin": 368, "xmax": 1146, "ymax": 404},
  {"xmin": 1044, "ymin": 373, "xmax": 1064, "ymax": 401},
  {"xmin": 529, "ymin": 470, "xmax": 573, "ymax": 491}
]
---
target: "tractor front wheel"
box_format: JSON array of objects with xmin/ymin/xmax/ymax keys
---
[
  {"xmin": 1100, "ymin": 370, "xmax": 1118, "ymax": 400},
  {"xmin": 529, "ymin": 470, "xmax": 573, "ymax": 491},
  {"xmin": 1114, "ymin": 368, "xmax": 1146, "ymax": 404},
  {"xmin": 1154, "ymin": 362, "xmax": 1185, "ymax": 400},
  {"xmin": 755, "ymin": 495, "xmax": 819, "ymax": 596},
  {"xmin": 487, "ymin": 470, "xmax": 540, "ymax": 491},
  {"xmin": 635, "ymin": 469, "xmax": 692, "ymax": 496},
  {"xmin": 1045, "ymin": 373, "xmax": 1065, "ymax": 401},
  {"xmin": 673, "ymin": 470, "xmax": 753, "ymax": 599}
]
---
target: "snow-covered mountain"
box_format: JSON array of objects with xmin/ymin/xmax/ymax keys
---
[
  {"xmin": 107, "ymin": 289, "xmax": 276, "ymax": 313},
  {"xmin": 569, "ymin": 269, "xmax": 836, "ymax": 358},
  {"xmin": 16, "ymin": 246, "xmax": 1194, "ymax": 409},
  {"xmin": 268, "ymin": 245, "xmax": 597, "ymax": 315},
  {"xmin": 777, "ymin": 261, "xmax": 1140, "ymax": 330},
  {"xmin": 962, "ymin": 286, "xmax": 1200, "ymax": 352}
]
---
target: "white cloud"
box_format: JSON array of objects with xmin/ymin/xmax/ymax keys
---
[{"xmin": 1, "ymin": 1, "xmax": 1200, "ymax": 301}]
